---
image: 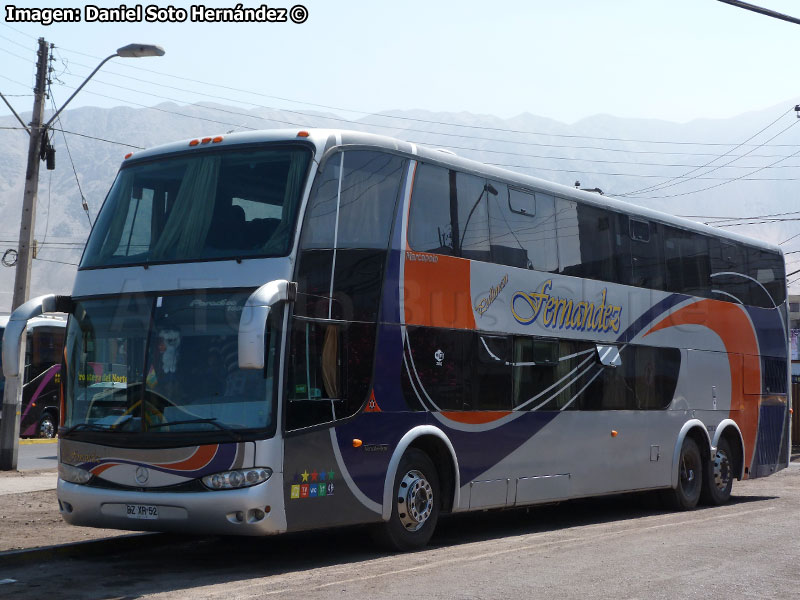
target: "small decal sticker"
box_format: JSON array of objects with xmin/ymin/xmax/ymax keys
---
[
  {"xmin": 435, "ymin": 349, "xmax": 444, "ymax": 366},
  {"xmin": 290, "ymin": 468, "xmax": 337, "ymax": 499},
  {"xmin": 364, "ymin": 390, "xmax": 382, "ymax": 412}
]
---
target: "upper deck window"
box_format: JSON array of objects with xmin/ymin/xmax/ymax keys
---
[{"xmin": 81, "ymin": 145, "xmax": 312, "ymax": 268}]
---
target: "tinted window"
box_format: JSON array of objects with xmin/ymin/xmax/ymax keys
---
[
  {"xmin": 473, "ymin": 335, "xmax": 512, "ymax": 410},
  {"xmin": 617, "ymin": 215, "xmax": 665, "ymax": 290},
  {"xmin": 405, "ymin": 326, "xmax": 472, "ymax": 411},
  {"xmin": 664, "ymin": 226, "xmax": 711, "ymax": 297},
  {"xmin": 748, "ymin": 248, "xmax": 786, "ymax": 307},
  {"xmin": 557, "ymin": 200, "xmax": 619, "ymax": 282},
  {"xmin": 286, "ymin": 319, "xmax": 375, "ymax": 430},
  {"xmin": 408, "ymin": 164, "xmax": 491, "ymax": 261},
  {"xmin": 296, "ymin": 151, "xmax": 404, "ymax": 321},
  {"xmin": 489, "ymin": 184, "xmax": 558, "ymax": 272},
  {"xmin": 83, "ymin": 146, "xmax": 312, "ymax": 267}
]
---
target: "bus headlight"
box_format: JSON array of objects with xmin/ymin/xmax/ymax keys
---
[
  {"xmin": 59, "ymin": 463, "xmax": 92, "ymax": 485},
  {"xmin": 202, "ymin": 468, "xmax": 272, "ymax": 490}
]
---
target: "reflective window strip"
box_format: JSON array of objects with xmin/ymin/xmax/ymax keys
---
[{"xmin": 328, "ymin": 152, "xmax": 344, "ymax": 319}]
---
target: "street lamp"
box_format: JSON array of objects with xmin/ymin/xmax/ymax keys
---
[
  {"xmin": 0, "ymin": 40, "xmax": 164, "ymax": 471},
  {"xmin": 44, "ymin": 44, "xmax": 165, "ymax": 129}
]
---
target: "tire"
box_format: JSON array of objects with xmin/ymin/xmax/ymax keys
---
[
  {"xmin": 662, "ymin": 436, "xmax": 703, "ymax": 510},
  {"xmin": 700, "ymin": 437, "xmax": 734, "ymax": 506},
  {"xmin": 372, "ymin": 448, "xmax": 440, "ymax": 551},
  {"xmin": 38, "ymin": 412, "xmax": 57, "ymax": 439}
]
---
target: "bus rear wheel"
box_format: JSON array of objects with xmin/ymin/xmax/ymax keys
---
[
  {"xmin": 373, "ymin": 448, "xmax": 440, "ymax": 551},
  {"xmin": 700, "ymin": 437, "xmax": 733, "ymax": 505},
  {"xmin": 662, "ymin": 436, "xmax": 702, "ymax": 510}
]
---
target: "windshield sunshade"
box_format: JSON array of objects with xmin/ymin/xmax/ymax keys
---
[{"xmin": 81, "ymin": 145, "xmax": 312, "ymax": 267}]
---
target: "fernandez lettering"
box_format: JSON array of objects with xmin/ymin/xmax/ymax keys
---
[{"xmin": 511, "ymin": 279, "xmax": 622, "ymax": 333}]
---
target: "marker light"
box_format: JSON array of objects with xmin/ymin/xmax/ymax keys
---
[
  {"xmin": 189, "ymin": 139, "xmax": 200, "ymax": 146},
  {"xmin": 297, "ymin": 130, "xmax": 310, "ymax": 138},
  {"xmin": 202, "ymin": 468, "xmax": 272, "ymax": 490},
  {"xmin": 201, "ymin": 137, "xmax": 212, "ymax": 144},
  {"xmin": 59, "ymin": 463, "xmax": 92, "ymax": 485},
  {"xmin": 611, "ymin": 430, "xmax": 619, "ymax": 438},
  {"xmin": 124, "ymin": 153, "xmax": 133, "ymax": 159},
  {"xmin": 352, "ymin": 439, "xmax": 363, "ymax": 448},
  {"xmin": 212, "ymin": 136, "xmax": 223, "ymax": 143}
]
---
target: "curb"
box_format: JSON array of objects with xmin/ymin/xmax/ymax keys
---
[
  {"xmin": 0, "ymin": 532, "xmax": 172, "ymax": 568},
  {"xmin": 18, "ymin": 439, "xmax": 57, "ymax": 446}
]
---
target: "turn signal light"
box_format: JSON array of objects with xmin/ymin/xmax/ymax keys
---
[{"xmin": 352, "ymin": 439, "xmax": 363, "ymax": 448}]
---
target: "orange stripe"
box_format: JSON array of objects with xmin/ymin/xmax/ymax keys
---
[
  {"xmin": 153, "ymin": 445, "xmax": 218, "ymax": 471},
  {"xmin": 440, "ymin": 411, "xmax": 511, "ymax": 424},
  {"xmin": 645, "ymin": 299, "xmax": 760, "ymax": 474},
  {"xmin": 404, "ymin": 254, "xmax": 475, "ymax": 329},
  {"xmin": 91, "ymin": 463, "xmax": 117, "ymax": 476}
]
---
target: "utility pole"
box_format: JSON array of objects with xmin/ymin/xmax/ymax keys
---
[{"xmin": 0, "ymin": 38, "xmax": 49, "ymax": 470}]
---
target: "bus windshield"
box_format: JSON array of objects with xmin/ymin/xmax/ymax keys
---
[
  {"xmin": 63, "ymin": 292, "xmax": 278, "ymax": 437},
  {"xmin": 81, "ymin": 145, "xmax": 312, "ymax": 268}
]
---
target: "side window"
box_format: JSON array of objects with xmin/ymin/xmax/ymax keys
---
[
  {"xmin": 26, "ymin": 327, "xmax": 65, "ymax": 381},
  {"xmin": 747, "ymin": 248, "xmax": 785, "ymax": 307},
  {"xmin": 710, "ymin": 239, "xmax": 749, "ymax": 305},
  {"xmin": 408, "ymin": 163, "xmax": 456, "ymax": 255},
  {"xmin": 664, "ymin": 226, "xmax": 711, "ymax": 297},
  {"xmin": 512, "ymin": 338, "xmax": 593, "ymax": 411},
  {"xmin": 408, "ymin": 164, "xmax": 491, "ymax": 261},
  {"xmin": 579, "ymin": 344, "xmax": 681, "ymax": 410},
  {"xmin": 557, "ymin": 200, "xmax": 618, "ymax": 283},
  {"xmin": 618, "ymin": 215, "xmax": 665, "ymax": 290},
  {"xmin": 285, "ymin": 319, "xmax": 374, "ymax": 430},
  {"xmin": 488, "ymin": 184, "xmax": 558, "ymax": 272},
  {"xmin": 295, "ymin": 150, "xmax": 404, "ymax": 321},
  {"xmin": 405, "ymin": 326, "xmax": 472, "ymax": 411},
  {"xmin": 472, "ymin": 335, "xmax": 512, "ymax": 410}
]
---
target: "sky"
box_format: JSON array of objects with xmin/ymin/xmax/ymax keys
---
[{"xmin": 3, "ymin": 0, "xmax": 800, "ymax": 124}]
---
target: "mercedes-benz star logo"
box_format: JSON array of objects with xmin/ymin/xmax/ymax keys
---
[{"xmin": 135, "ymin": 466, "xmax": 150, "ymax": 485}]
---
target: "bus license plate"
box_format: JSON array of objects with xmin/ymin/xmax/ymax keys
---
[{"xmin": 126, "ymin": 504, "xmax": 159, "ymax": 520}]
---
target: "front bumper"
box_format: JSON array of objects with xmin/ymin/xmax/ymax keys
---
[{"xmin": 57, "ymin": 472, "xmax": 287, "ymax": 536}]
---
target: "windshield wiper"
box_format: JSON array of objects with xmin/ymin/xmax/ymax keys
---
[
  {"xmin": 62, "ymin": 422, "xmax": 117, "ymax": 435},
  {"xmin": 147, "ymin": 418, "xmax": 242, "ymax": 441}
]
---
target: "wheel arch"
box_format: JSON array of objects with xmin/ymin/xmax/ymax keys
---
[
  {"xmin": 671, "ymin": 419, "xmax": 712, "ymax": 489},
  {"xmin": 712, "ymin": 419, "xmax": 746, "ymax": 481},
  {"xmin": 382, "ymin": 426, "xmax": 460, "ymax": 521}
]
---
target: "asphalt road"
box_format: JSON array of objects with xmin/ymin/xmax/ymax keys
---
[
  {"xmin": 15, "ymin": 440, "xmax": 57, "ymax": 471},
  {"xmin": 1, "ymin": 462, "xmax": 798, "ymax": 599}
]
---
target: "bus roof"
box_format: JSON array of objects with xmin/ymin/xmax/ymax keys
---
[{"xmin": 123, "ymin": 128, "xmax": 783, "ymax": 256}]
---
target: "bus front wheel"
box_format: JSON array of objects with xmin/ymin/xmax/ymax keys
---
[
  {"xmin": 662, "ymin": 436, "xmax": 702, "ymax": 510},
  {"xmin": 373, "ymin": 448, "xmax": 440, "ymax": 551}
]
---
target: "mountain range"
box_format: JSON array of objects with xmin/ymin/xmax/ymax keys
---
[{"xmin": 1, "ymin": 100, "xmax": 798, "ymax": 312}]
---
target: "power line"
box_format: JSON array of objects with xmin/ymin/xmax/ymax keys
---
[{"xmin": 620, "ymin": 108, "xmax": 797, "ymax": 196}]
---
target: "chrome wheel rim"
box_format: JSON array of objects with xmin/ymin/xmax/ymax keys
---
[
  {"xmin": 712, "ymin": 448, "xmax": 732, "ymax": 491},
  {"xmin": 39, "ymin": 418, "xmax": 55, "ymax": 438},
  {"xmin": 397, "ymin": 469, "xmax": 433, "ymax": 532}
]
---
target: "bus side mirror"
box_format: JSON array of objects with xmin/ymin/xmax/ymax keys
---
[
  {"xmin": 238, "ymin": 280, "xmax": 296, "ymax": 370},
  {"xmin": 2, "ymin": 294, "xmax": 70, "ymax": 379}
]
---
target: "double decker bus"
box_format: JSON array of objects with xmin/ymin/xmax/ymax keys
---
[{"xmin": 3, "ymin": 129, "xmax": 789, "ymax": 550}]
